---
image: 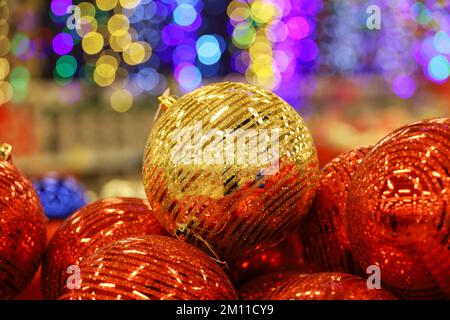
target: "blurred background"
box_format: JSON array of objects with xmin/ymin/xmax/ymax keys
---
[{"xmin": 1, "ymin": 0, "xmax": 450, "ymax": 205}]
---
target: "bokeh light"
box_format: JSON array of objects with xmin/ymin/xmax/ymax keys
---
[
  {"xmin": 196, "ymin": 35, "xmax": 221, "ymax": 65},
  {"xmin": 174, "ymin": 3, "xmax": 197, "ymax": 26},
  {"xmin": 52, "ymin": 32, "xmax": 74, "ymax": 55},
  {"xmin": 82, "ymin": 31, "xmax": 104, "ymax": 55},
  {"xmin": 428, "ymin": 55, "xmax": 450, "ymax": 82},
  {"xmin": 111, "ymin": 88, "xmax": 133, "ymax": 112}
]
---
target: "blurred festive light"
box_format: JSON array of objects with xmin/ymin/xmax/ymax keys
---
[
  {"xmin": 119, "ymin": 0, "xmax": 141, "ymax": 10},
  {"xmin": 0, "ymin": 81, "xmax": 12, "ymax": 105},
  {"xmin": 232, "ymin": 22, "xmax": 256, "ymax": 48},
  {"xmin": 173, "ymin": 42, "xmax": 197, "ymax": 65},
  {"xmin": 11, "ymin": 33, "xmax": 31, "ymax": 58},
  {"xmin": 196, "ymin": 35, "xmax": 221, "ymax": 65},
  {"xmin": 428, "ymin": 55, "xmax": 450, "ymax": 81},
  {"xmin": 176, "ymin": 63, "xmax": 202, "ymax": 91},
  {"xmin": 0, "ymin": 58, "xmax": 9, "ymax": 80},
  {"xmin": 94, "ymin": 62, "xmax": 116, "ymax": 86},
  {"xmin": 227, "ymin": 0, "xmax": 250, "ymax": 24},
  {"xmin": 51, "ymin": 0, "xmax": 72, "ymax": 16},
  {"xmin": 108, "ymin": 14, "xmax": 130, "ymax": 34},
  {"xmin": 78, "ymin": 2, "xmax": 96, "ymax": 17},
  {"xmin": 55, "ymin": 55, "xmax": 78, "ymax": 78},
  {"xmin": 392, "ymin": 74, "xmax": 416, "ymax": 99},
  {"xmin": 173, "ymin": 3, "xmax": 197, "ymax": 26},
  {"xmin": 286, "ymin": 16, "xmax": 310, "ymax": 40},
  {"xmin": 110, "ymin": 88, "xmax": 133, "ymax": 112},
  {"xmin": 97, "ymin": 0, "xmax": 119, "ymax": 11},
  {"xmin": 136, "ymin": 67, "xmax": 159, "ymax": 91},
  {"xmin": 52, "ymin": 32, "xmax": 74, "ymax": 55},
  {"xmin": 110, "ymin": 29, "xmax": 132, "ymax": 52},
  {"xmin": 123, "ymin": 41, "xmax": 150, "ymax": 65},
  {"xmin": 250, "ymin": 0, "xmax": 277, "ymax": 24},
  {"xmin": 82, "ymin": 31, "xmax": 104, "ymax": 54},
  {"xmin": 0, "ymin": 37, "xmax": 10, "ymax": 57},
  {"xmin": 433, "ymin": 31, "xmax": 450, "ymax": 54},
  {"xmin": 97, "ymin": 54, "xmax": 119, "ymax": 70},
  {"xmin": 161, "ymin": 23, "xmax": 185, "ymax": 46},
  {"xmin": 76, "ymin": 16, "xmax": 99, "ymax": 37}
]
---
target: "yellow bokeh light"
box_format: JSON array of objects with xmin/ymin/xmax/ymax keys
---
[
  {"xmin": 82, "ymin": 32, "xmax": 104, "ymax": 55},
  {"xmin": 76, "ymin": 16, "xmax": 98, "ymax": 37},
  {"xmin": 96, "ymin": 0, "xmax": 118, "ymax": 11},
  {"xmin": 119, "ymin": 0, "xmax": 141, "ymax": 10},
  {"xmin": 107, "ymin": 14, "xmax": 130, "ymax": 34},
  {"xmin": 0, "ymin": 1, "xmax": 9, "ymax": 21},
  {"xmin": 0, "ymin": 19, "xmax": 9, "ymax": 37},
  {"xmin": 78, "ymin": 2, "xmax": 96, "ymax": 17},
  {"xmin": 94, "ymin": 63, "xmax": 116, "ymax": 87},
  {"xmin": 110, "ymin": 89, "xmax": 133, "ymax": 112},
  {"xmin": 97, "ymin": 54, "xmax": 119, "ymax": 70},
  {"xmin": 0, "ymin": 58, "xmax": 9, "ymax": 80},
  {"xmin": 250, "ymin": 0, "xmax": 277, "ymax": 24},
  {"xmin": 0, "ymin": 36, "xmax": 10, "ymax": 57},
  {"xmin": 123, "ymin": 42, "xmax": 151, "ymax": 65},
  {"xmin": 0, "ymin": 81, "xmax": 13, "ymax": 105},
  {"xmin": 110, "ymin": 30, "xmax": 132, "ymax": 52},
  {"xmin": 227, "ymin": 1, "xmax": 250, "ymax": 23}
]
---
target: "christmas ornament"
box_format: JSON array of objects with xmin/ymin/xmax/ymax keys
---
[
  {"xmin": 143, "ymin": 82, "xmax": 319, "ymax": 262},
  {"xmin": 228, "ymin": 233, "xmax": 309, "ymax": 285},
  {"xmin": 301, "ymin": 146, "xmax": 372, "ymax": 274},
  {"xmin": 42, "ymin": 197, "xmax": 167, "ymax": 299},
  {"xmin": 33, "ymin": 173, "xmax": 87, "ymax": 219},
  {"xmin": 0, "ymin": 143, "xmax": 46, "ymax": 299},
  {"xmin": 238, "ymin": 272, "xmax": 299, "ymax": 300},
  {"xmin": 59, "ymin": 235, "xmax": 237, "ymax": 300},
  {"xmin": 346, "ymin": 118, "xmax": 450, "ymax": 299},
  {"xmin": 268, "ymin": 272, "xmax": 397, "ymax": 300}
]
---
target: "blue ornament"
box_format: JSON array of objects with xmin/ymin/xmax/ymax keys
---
[{"xmin": 33, "ymin": 174, "xmax": 87, "ymax": 219}]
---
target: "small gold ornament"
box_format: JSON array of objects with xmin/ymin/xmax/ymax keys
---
[{"xmin": 143, "ymin": 82, "xmax": 319, "ymax": 262}]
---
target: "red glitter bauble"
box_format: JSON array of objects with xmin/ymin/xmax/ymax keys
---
[
  {"xmin": 346, "ymin": 118, "xmax": 450, "ymax": 299},
  {"xmin": 268, "ymin": 273, "xmax": 397, "ymax": 300},
  {"xmin": 59, "ymin": 235, "xmax": 237, "ymax": 300},
  {"xmin": 238, "ymin": 272, "xmax": 299, "ymax": 300},
  {"xmin": 301, "ymin": 147, "xmax": 371, "ymax": 274},
  {"xmin": 0, "ymin": 144, "xmax": 46, "ymax": 299},
  {"xmin": 42, "ymin": 197, "xmax": 167, "ymax": 299},
  {"xmin": 228, "ymin": 233, "xmax": 309, "ymax": 285}
]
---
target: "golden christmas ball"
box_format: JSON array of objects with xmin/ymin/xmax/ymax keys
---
[{"xmin": 143, "ymin": 82, "xmax": 319, "ymax": 262}]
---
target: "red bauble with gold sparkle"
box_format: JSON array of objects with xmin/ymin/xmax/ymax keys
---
[
  {"xmin": 346, "ymin": 118, "xmax": 450, "ymax": 299},
  {"xmin": 42, "ymin": 197, "xmax": 167, "ymax": 299},
  {"xmin": 268, "ymin": 272, "xmax": 397, "ymax": 300},
  {"xmin": 238, "ymin": 272, "xmax": 299, "ymax": 300},
  {"xmin": 59, "ymin": 235, "xmax": 237, "ymax": 300},
  {"xmin": 0, "ymin": 144, "xmax": 46, "ymax": 299},
  {"xmin": 301, "ymin": 146, "xmax": 371, "ymax": 274},
  {"xmin": 228, "ymin": 233, "xmax": 310, "ymax": 285}
]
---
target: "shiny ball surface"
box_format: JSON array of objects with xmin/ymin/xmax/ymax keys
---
[
  {"xmin": 268, "ymin": 272, "xmax": 397, "ymax": 300},
  {"xmin": 143, "ymin": 82, "xmax": 319, "ymax": 261},
  {"xmin": 0, "ymin": 159, "xmax": 46, "ymax": 299},
  {"xmin": 42, "ymin": 197, "xmax": 167, "ymax": 299},
  {"xmin": 346, "ymin": 118, "xmax": 450, "ymax": 299},
  {"xmin": 59, "ymin": 235, "xmax": 237, "ymax": 300},
  {"xmin": 301, "ymin": 147, "xmax": 371, "ymax": 274}
]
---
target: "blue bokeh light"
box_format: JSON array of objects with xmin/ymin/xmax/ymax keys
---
[
  {"xmin": 428, "ymin": 55, "xmax": 450, "ymax": 81},
  {"xmin": 174, "ymin": 4, "xmax": 197, "ymax": 27},
  {"xmin": 196, "ymin": 35, "xmax": 221, "ymax": 65}
]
